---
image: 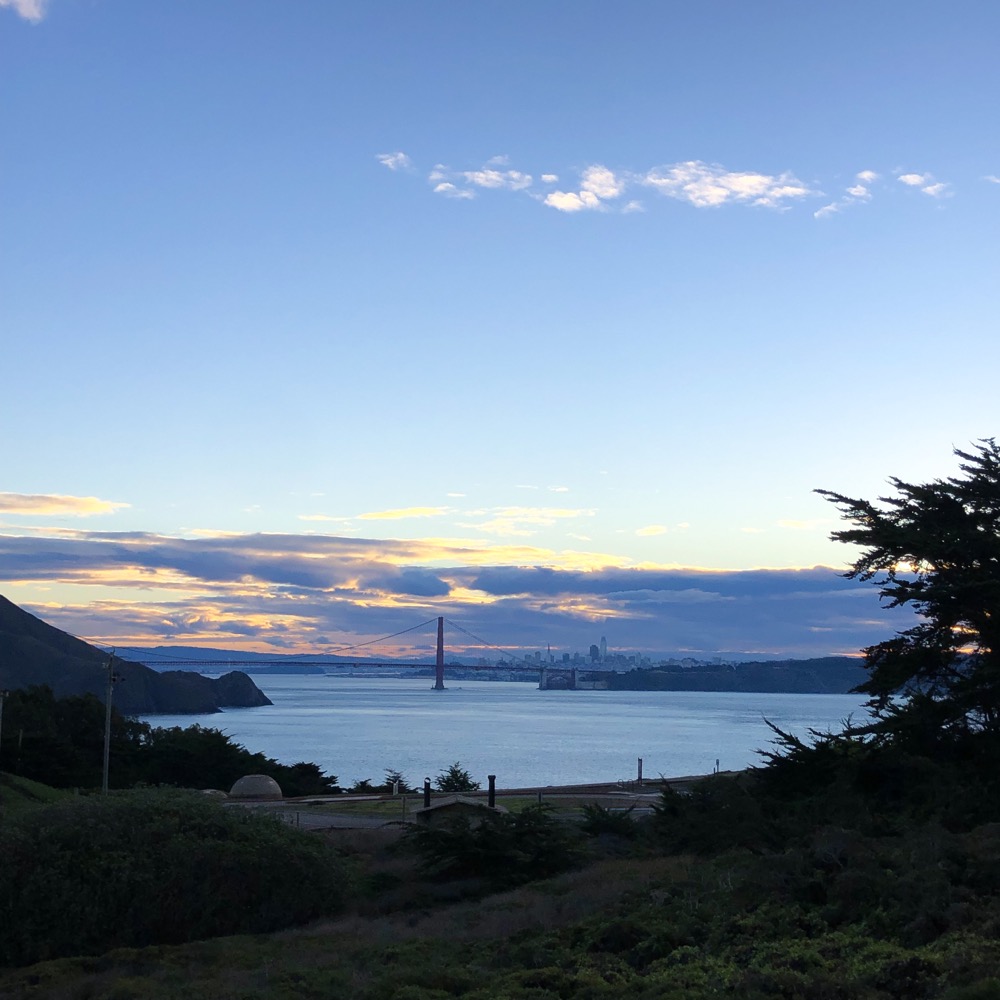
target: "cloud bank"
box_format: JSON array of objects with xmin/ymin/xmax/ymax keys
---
[{"xmin": 0, "ymin": 526, "xmax": 903, "ymax": 660}]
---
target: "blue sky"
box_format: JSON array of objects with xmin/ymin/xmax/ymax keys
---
[{"xmin": 2, "ymin": 1, "xmax": 997, "ymax": 660}]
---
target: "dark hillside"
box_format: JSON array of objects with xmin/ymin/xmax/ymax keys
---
[
  {"xmin": 609, "ymin": 656, "xmax": 866, "ymax": 693},
  {"xmin": 0, "ymin": 595, "xmax": 271, "ymax": 714}
]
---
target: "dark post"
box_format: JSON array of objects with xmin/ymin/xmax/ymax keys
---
[
  {"xmin": 423, "ymin": 777, "xmax": 431, "ymax": 808},
  {"xmin": 488, "ymin": 774, "xmax": 496, "ymax": 808},
  {"xmin": 101, "ymin": 652, "xmax": 117, "ymax": 795},
  {"xmin": 434, "ymin": 616, "xmax": 445, "ymax": 690}
]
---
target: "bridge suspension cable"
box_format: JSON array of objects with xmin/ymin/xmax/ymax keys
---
[
  {"xmin": 91, "ymin": 617, "xmax": 442, "ymax": 663},
  {"xmin": 444, "ymin": 619, "xmax": 529, "ymax": 666}
]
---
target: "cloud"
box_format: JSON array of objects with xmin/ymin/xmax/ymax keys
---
[
  {"xmin": 461, "ymin": 507, "xmax": 597, "ymax": 537},
  {"xmin": 0, "ymin": 0, "xmax": 45, "ymax": 20},
  {"xmin": 376, "ymin": 151, "xmax": 412, "ymax": 171},
  {"xmin": 433, "ymin": 182, "xmax": 475, "ymax": 200},
  {"xmin": 543, "ymin": 163, "xmax": 626, "ymax": 213},
  {"xmin": 0, "ymin": 527, "xmax": 905, "ymax": 658},
  {"xmin": 543, "ymin": 190, "xmax": 602, "ymax": 212},
  {"xmin": 581, "ymin": 165, "xmax": 625, "ymax": 200},
  {"xmin": 635, "ymin": 525, "xmax": 668, "ymax": 537},
  {"xmin": 386, "ymin": 153, "xmax": 959, "ymax": 220},
  {"xmin": 428, "ymin": 158, "xmax": 533, "ymax": 199},
  {"xmin": 814, "ymin": 169, "xmax": 880, "ymax": 218},
  {"xmin": 898, "ymin": 171, "xmax": 949, "ymax": 197},
  {"xmin": 0, "ymin": 493, "xmax": 129, "ymax": 517},
  {"xmin": 357, "ymin": 507, "xmax": 451, "ymax": 520},
  {"xmin": 985, "ymin": 175, "xmax": 1000, "ymax": 185},
  {"xmin": 643, "ymin": 160, "xmax": 813, "ymax": 209},
  {"xmin": 461, "ymin": 168, "xmax": 532, "ymax": 191}
]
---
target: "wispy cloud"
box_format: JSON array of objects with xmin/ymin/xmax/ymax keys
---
[
  {"xmin": 376, "ymin": 151, "xmax": 412, "ymax": 171},
  {"xmin": 461, "ymin": 168, "xmax": 532, "ymax": 190},
  {"xmin": 0, "ymin": 0, "xmax": 46, "ymax": 21},
  {"xmin": 635, "ymin": 525, "xmax": 668, "ymax": 537},
  {"xmin": 985, "ymin": 175, "xmax": 1000, "ymax": 185},
  {"xmin": 814, "ymin": 170, "xmax": 880, "ymax": 219},
  {"xmin": 643, "ymin": 160, "xmax": 813, "ymax": 209},
  {"xmin": 357, "ymin": 507, "xmax": 451, "ymax": 521},
  {"xmin": 0, "ymin": 493, "xmax": 129, "ymax": 517},
  {"xmin": 432, "ymin": 181, "xmax": 475, "ymax": 200},
  {"xmin": 460, "ymin": 506, "xmax": 597, "ymax": 537},
  {"xmin": 898, "ymin": 171, "xmax": 950, "ymax": 197}
]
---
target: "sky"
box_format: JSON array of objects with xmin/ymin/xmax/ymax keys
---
[{"xmin": 2, "ymin": 0, "xmax": 998, "ymax": 662}]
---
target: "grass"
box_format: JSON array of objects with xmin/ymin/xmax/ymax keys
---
[{"xmin": 0, "ymin": 772, "xmax": 69, "ymax": 815}]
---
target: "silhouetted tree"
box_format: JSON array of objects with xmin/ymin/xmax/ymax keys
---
[
  {"xmin": 818, "ymin": 439, "xmax": 1000, "ymax": 737},
  {"xmin": 434, "ymin": 761, "xmax": 480, "ymax": 792}
]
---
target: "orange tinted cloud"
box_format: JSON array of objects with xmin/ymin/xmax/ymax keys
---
[{"xmin": 0, "ymin": 493, "xmax": 129, "ymax": 517}]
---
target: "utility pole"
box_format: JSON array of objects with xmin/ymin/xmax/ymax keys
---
[{"xmin": 102, "ymin": 652, "xmax": 122, "ymax": 795}]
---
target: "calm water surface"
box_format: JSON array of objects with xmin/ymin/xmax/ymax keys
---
[{"xmin": 141, "ymin": 675, "xmax": 869, "ymax": 788}]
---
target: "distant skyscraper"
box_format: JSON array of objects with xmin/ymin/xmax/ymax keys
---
[{"xmin": 600, "ymin": 636, "xmax": 607, "ymax": 662}]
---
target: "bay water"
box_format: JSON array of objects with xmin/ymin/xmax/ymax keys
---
[{"xmin": 140, "ymin": 675, "xmax": 868, "ymax": 789}]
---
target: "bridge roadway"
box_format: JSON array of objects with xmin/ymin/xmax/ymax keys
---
[{"xmin": 146, "ymin": 659, "xmax": 541, "ymax": 672}]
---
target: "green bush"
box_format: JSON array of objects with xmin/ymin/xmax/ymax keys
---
[
  {"xmin": 403, "ymin": 804, "xmax": 586, "ymax": 889},
  {"xmin": 0, "ymin": 789, "xmax": 352, "ymax": 967}
]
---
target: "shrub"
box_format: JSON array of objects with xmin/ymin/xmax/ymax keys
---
[
  {"xmin": 403, "ymin": 804, "xmax": 586, "ymax": 889},
  {"xmin": 0, "ymin": 789, "xmax": 352, "ymax": 967}
]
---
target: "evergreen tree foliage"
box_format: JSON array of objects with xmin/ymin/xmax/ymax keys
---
[
  {"xmin": 0, "ymin": 686, "xmax": 339, "ymax": 795},
  {"xmin": 817, "ymin": 439, "xmax": 1000, "ymax": 736},
  {"xmin": 434, "ymin": 761, "xmax": 480, "ymax": 792}
]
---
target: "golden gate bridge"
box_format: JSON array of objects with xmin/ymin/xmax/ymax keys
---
[{"xmin": 109, "ymin": 617, "xmax": 580, "ymax": 689}]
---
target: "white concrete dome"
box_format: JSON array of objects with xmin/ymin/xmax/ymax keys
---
[{"xmin": 229, "ymin": 774, "xmax": 283, "ymax": 800}]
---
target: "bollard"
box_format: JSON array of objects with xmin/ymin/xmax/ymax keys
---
[
  {"xmin": 423, "ymin": 777, "xmax": 431, "ymax": 808},
  {"xmin": 488, "ymin": 774, "xmax": 496, "ymax": 808}
]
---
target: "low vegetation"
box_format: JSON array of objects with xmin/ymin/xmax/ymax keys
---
[{"xmin": 0, "ymin": 789, "xmax": 351, "ymax": 968}]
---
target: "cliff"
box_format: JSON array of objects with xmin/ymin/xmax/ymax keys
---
[{"xmin": 0, "ymin": 595, "xmax": 272, "ymax": 714}]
